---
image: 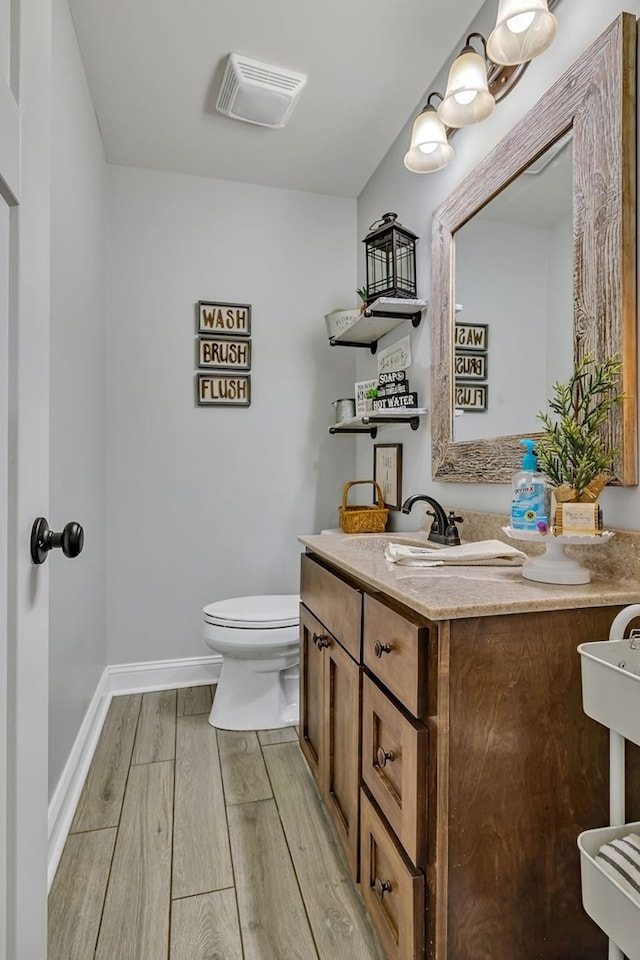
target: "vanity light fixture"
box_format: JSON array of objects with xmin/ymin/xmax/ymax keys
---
[
  {"xmin": 405, "ymin": 0, "xmax": 558, "ymax": 173},
  {"xmin": 438, "ymin": 34, "xmax": 495, "ymax": 128},
  {"xmin": 404, "ymin": 93, "xmax": 453, "ymax": 173},
  {"xmin": 487, "ymin": 0, "xmax": 557, "ymax": 65}
]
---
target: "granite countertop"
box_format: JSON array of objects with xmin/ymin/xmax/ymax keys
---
[{"xmin": 298, "ymin": 529, "xmax": 640, "ymax": 621}]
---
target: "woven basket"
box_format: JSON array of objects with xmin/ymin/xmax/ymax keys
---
[{"xmin": 339, "ymin": 480, "xmax": 389, "ymax": 534}]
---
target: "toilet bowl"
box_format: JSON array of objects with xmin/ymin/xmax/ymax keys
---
[{"xmin": 202, "ymin": 594, "xmax": 300, "ymax": 731}]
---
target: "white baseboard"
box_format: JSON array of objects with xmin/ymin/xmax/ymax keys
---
[
  {"xmin": 106, "ymin": 653, "xmax": 222, "ymax": 696},
  {"xmin": 47, "ymin": 653, "xmax": 223, "ymax": 889},
  {"xmin": 47, "ymin": 665, "xmax": 111, "ymax": 890}
]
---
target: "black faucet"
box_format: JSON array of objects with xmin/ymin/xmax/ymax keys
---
[{"xmin": 401, "ymin": 494, "xmax": 463, "ymax": 546}]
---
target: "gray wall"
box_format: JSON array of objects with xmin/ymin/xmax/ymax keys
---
[
  {"xmin": 356, "ymin": 0, "xmax": 640, "ymax": 531},
  {"xmin": 106, "ymin": 166, "xmax": 356, "ymax": 664},
  {"xmin": 49, "ymin": 0, "xmax": 108, "ymax": 796}
]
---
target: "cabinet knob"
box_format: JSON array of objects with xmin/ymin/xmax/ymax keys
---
[
  {"xmin": 374, "ymin": 877, "xmax": 392, "ymax": 899},
  {"xmin": 313, "ymin": 633, "xmax": 330, "ymax": 650},
  {"xmin": 374, "ymin": 640, "xmax": 391, "ymax": 658},
  {"xmin": 376, "ymin": 746, "xmax": 395, "ymax": 768}
]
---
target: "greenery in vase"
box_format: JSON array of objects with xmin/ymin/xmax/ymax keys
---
[
  {"xmin": 356, "ymin": 286, "xmax": 368, "ymax": 312},
  {"xmin": 535, "ymin": 352, "xmax": 625, "ymax": 497}
]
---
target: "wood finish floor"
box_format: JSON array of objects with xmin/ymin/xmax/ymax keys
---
[{"xmin": 48, "ymin": 687, "xmax": 387, "ymax": 960}]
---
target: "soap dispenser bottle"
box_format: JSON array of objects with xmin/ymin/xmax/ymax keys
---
[{"xmin": 511, "ymin": 439, "xmax": 550, "ymax": 532}]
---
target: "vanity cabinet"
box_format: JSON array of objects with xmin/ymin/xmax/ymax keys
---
[
  {"xmin": 299, "ymin": 545, "xmax": 640, "ymax": 960},
  {"xmin": 299, "ymin": 555, "xmax": 363, "ymax": 877}
]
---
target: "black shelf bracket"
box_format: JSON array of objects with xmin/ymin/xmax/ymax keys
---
[
  {"xmin": 363, "ymin": 309, "xmax": 422, "ymax": 329},
  {"xmin": 362, "ymin": 415, "xmax": 421, "ymax": 431},
  {"xmin": 329, "ymin": 425, "xmax": 379, "ymax": 438},
  {"xmin": 329, "ymin": 337, "xmax": 378, "ymax": 355}
]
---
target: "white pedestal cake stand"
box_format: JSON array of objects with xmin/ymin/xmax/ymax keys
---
[{"xmin": 502, "ymin": 526, "xmax": 615, "ymax": 585}]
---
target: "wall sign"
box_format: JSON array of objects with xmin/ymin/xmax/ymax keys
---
[
  {"xmin": 196, "ymin": 301, "xmax": 252, "ymax": 406},
  {"xmin": 196, "ymin": 374, "xmax": 251, "ymax": 406},
  {"xmin": 198, "ymin": 301, "xmax": 251, "ymax": 336},
  {"xmin": 198, "ymin": 337, "xmax": 251, "ymax": 371},
  {"xmin": 454, "ymin": 322, "xmax": 488, "ymax": 351},
  {"xmin": 455, "ymin": 351, "xmax": 487, "ymax": 381},
  {"xmin": 377, "ymin": 335, "xmax": 412, "ymax": 373},
  {"xmin": 373, "ymin": 443, "xmax": 403, "ymax": 511},
  {"xmin": 455, "ymin": 383, "xmax": 488, "ymax": 412}
]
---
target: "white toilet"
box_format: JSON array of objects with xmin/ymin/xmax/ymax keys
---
[{"xmin": 202, "ymin": 594, "xmax": 300, "ymax": 731}]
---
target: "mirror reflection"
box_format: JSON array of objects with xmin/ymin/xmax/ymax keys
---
[{"xmin": 454, "ymin": 133, "xmax": 573, "ymax": 442}]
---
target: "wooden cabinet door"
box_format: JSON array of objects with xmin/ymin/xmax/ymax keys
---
[
  {"xmin": 299, "ymin": 604, "xmax": 326, "ymax": 792},
  {"xmin": 324, "ymin": 636, "xmax": 362, "ymax": 878}
]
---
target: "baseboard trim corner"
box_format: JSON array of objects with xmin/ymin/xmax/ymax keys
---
[{"xmin": 47, "ymin": 653, "xmax": 222, "ymax": 889}]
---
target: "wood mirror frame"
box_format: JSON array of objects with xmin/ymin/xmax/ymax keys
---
[{"xmin": 431, "ymin": 13, "xmax": 637, "ymax": 484}]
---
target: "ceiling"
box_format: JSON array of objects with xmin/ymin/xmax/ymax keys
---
[{"xmin": 67, "ymin": 0, "xmax": 486, "ymax": 198}]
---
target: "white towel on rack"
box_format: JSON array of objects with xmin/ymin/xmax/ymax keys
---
[
  {"xmin": 384, "ymin": 539, "xmax": 527, "ymax": 567},
  {"xmin": 595, "ymin": 833, "xmax": 640, "ymax": 903}
]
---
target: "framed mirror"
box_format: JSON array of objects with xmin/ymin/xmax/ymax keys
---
[{"xmin": 431, "ymin": 13, "xmax": 637, "ymax": 484}]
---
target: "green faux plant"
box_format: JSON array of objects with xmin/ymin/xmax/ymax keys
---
[
  {"xmin": 535, "ymin": 352, "xmax": 625, "ymax": 500},
  {"xmin": 366, "ymin": 387, "xmax": 378, "ymax": 399},
  {"xmin": 356, "ymin": 286, "xmax": 368, "ymax": 314}
]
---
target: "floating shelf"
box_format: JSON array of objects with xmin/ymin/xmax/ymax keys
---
[
  {"xmin": 329, "ymin": 408, "xmax": 428, "ymax": 438},
  {"xmin": 329, "ymin": 298, "xmax": 427, "ymax": 354}
]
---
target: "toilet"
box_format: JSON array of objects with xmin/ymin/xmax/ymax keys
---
[{"xmin": 202, "ymin": 594, "xmax": 300, "ymax": 731}]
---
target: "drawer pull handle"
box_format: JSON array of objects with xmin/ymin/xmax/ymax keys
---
[
  {"xmin": 374, "ymin": 877, "xmax": 392, "ymax": 899},
  {"xmin": 374, "ymin": 641, "xmax": 392, "ymax": 658},
  {"xmin": 313, "ymin": 633, "xmax": 330, "ymax": 650},
  {"xmin": 376, "ymin": 746, "xmax": 395, "ymax": 768}
]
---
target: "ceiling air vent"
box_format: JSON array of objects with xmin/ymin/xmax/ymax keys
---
[{"xmin": 216, "ymin": 53, "xmax": 307, "ymax": 128}]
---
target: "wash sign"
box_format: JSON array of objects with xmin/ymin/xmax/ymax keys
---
[
  {"xmin": 198, "ymin": 301, "xmax": 251, "ymax": 336},
  {"xmin": 454, "ymin": 323, "xmax": 487, "ymax": 351}
]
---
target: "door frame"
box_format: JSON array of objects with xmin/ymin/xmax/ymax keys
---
[{"xmin": 1, "ymin": 0, "xmax": 52, "ymax": 957}]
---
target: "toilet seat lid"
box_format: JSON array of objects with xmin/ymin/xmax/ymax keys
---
[{"xmin": 203, "ymin": 594, "xmax": 300, "ymax": 628}]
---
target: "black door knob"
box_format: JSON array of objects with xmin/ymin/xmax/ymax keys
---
[{"xmin": 30, "ymin": 517, "xmax": 84, "ymax": 565}]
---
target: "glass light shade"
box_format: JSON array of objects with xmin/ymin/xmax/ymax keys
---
[
  {"xmin": 487, "ymin": 0, "xmax": 557, "ymax": 65},
  {"xmin": 404, "ymin": 107, "xmax": 453, "ymax": 172},
  {"xmin": 438, "ymin": 49, "xmax": 494, "ymax": 128}
]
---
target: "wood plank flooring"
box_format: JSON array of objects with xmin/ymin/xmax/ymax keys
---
[{"xmin": 48, "ymin": 688, "xmax": 387, "ymax": 960}]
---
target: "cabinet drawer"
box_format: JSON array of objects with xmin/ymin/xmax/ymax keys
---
[
  {"xmin": 363, "ymin": 594, "xmax": 429, "ymax": 717},
  {"xmin": 360, "ymin": 789, "xmax": 425, "ymax": 960},
  {"xmin": 300, "ymin": 554, "xmax": 362, "ymax": 662},
  {"xmin": 362, "ymin": 675, "xmax": 427, "ymax": 867}
]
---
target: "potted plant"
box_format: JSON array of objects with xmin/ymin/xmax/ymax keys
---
[
  {"xmin": 365, "ymin": 386, "xmax": 378, "ymax": 412},
  {"xmin": 535, "ymin": 352, "xmax": 626, "ymax": 532}
]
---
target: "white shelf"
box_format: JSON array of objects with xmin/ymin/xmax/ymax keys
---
[
  {"xmin": 365, "ymin": 297, "xmax": 427, "ymax": 315},
  {"xmin": 329, "ymin": 298, "xmax": 426, "ymax": 350},
  {"xmin": 329, "ymin": 408, "xmax": 428, "ymax": 437}
]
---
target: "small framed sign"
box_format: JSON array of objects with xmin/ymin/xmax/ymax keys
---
[
  {"xmin": 454, "ymin": 322, "xmax": 488, "ymax": 352},
  {"xmin": 196, "ymin": 373, "xmax": 251, "ymax": 406},
  {"xmin": 373, "ymin": 443, "xmax": 403, "ymax": 511},
  {"xmin": 198, "ymin": 301, "xmax": 251, "ymax": 337},
  {"xmin": 455, "ymin": 383, "xmax": 488, "ymax": 412},
  {"xmin": 198, "ymin": 337, "xmax": 251, "ymax": 371},
  {"xmin": 454, "ymin": 350, "xmax": 487, "ymax": 381}
]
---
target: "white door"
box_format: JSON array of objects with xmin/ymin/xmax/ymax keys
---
[{"xmin": 1, "ymin": 0, "xmax": 51, "ymax": 957}]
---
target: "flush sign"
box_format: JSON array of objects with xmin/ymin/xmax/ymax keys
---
[{"xmin": 196, "ymin": 374, "xmax": 251, "ymax": 407}]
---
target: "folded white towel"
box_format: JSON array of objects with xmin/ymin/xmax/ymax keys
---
[
  {"xmin": 596, "ymin": 833, "xmax": 640, "ymax": 903},
  {"xmin": 384, "ymin": 539, "xmax": 527, "ymax": 567}
]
